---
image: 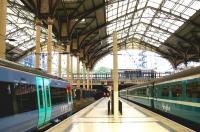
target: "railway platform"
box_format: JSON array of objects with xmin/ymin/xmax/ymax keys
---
[{"xmin": 47, "ymin": 98, "xmax": 193, "ymax": 132}]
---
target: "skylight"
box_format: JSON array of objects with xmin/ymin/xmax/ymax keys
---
[
  {"xmin": 106, "ymin": 0, "xmax": 200, "ymax": 48},
  {"xmin": 6, "ymin": 0, "xmax": 49, "ymax": 52}
]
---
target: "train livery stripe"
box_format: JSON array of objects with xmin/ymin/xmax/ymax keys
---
[
  {"xmin": 128, "ymin": 95, "xmax": 200, "ymax": 107},
  {"xmin": 128, "ymin": 95, "xmax": 154, "ymax": 100},
  {"xmin": 155, "ymin": 98, "xmax": 200, "ymax": 108}
]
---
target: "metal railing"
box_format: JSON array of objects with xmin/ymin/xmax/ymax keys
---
[{"xmin": 71, "ymin": 71, "xmax": 172, "ymax": 85}]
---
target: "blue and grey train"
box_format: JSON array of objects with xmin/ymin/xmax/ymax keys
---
[
  {"xmin": 0, "ymin": 59, "xmax": 73, "ymax": 131},
  {"xmin": 120, "ymin": 66, "xmax": 200, "ymax": 125}
]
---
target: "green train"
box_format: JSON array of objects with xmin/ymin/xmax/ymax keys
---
[{"xmin": 120, "ymin": 66, "xmax": 200, "ymax": 126}]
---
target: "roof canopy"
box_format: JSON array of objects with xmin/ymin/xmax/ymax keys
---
[{"xmin": 6, "ymin": 0, "xmax": 200, "ymax": 69}]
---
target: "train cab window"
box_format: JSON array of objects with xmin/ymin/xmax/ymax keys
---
[
  {"xmin": 161, "ymin": 87, "xmax": 169, "ymax": 97},
  {"xmin": 171, "ymin": 84, "xmax": 182, "ymax": 97},
  {"xmin": 186, "ymin": 81, "xmax": 200, "ymax": 98}
]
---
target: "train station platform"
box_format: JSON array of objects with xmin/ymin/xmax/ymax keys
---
[{"xmin": 47, "ymin": 98, "xmax": 193, "ymax": 132}]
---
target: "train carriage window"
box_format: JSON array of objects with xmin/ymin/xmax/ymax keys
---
[
  {"xmin": 66, "ymin": 90, "xmax": 69, "ymax": 103},
  {"xmin": 141, "ymin": 87, "xmax": 146, "ymax": 96},
  {"xmin": 68, "ymin": 90, "xmax": 71, "ymax": 102},
  {"xmin": 0, "ymin": 82, "xmax": 37, "ymax": 117},
  {"xmin": 171, "ymin": 83, "xmax": 182, "ymax": 97},
  {"xmin": 38, "ymin": 85, "xmax": 43, "ymax": 108},
  {"xmin": 129, "ymin": 89, "xmax": 134, "ymax": 95},
  {"xmin": 51, "ymin": 88, "xmax": 67, "ymax": 105},
  {"xmin": 186, "ymin": 81, "xmax": 200, "ymax": 98},
  {"xmin": 15, "ymin": 83, "xmax": 37, "ymax": 113},
  {"xmin": 46, "ymin": 86, "xmax": 50, "ymax": 107},
  {"xmin": 0, "ymin": 82, "xmax": 14, "ymax": 117},
  {"xmin": 161, "ymin": 87, "xmax": 169, "ymax": 97}
]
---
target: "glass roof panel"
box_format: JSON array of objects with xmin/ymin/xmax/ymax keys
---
[
  {"xmin": 148, "ymin": 0, "xmax": 162, "ymax": 8},
  {"xmin": 6, "ymin": 0, "xmax": 51, "ymax": 54},
  {"xmin": 106, "ymin": 0, "xmax": 200, "ymax": 48},
  {"xmin": 5, "ymin": 0, "xmax": 200, "ymax": 60}
]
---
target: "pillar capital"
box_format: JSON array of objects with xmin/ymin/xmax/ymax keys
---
[
  {"xmin": 66, "ymin": 44, "xmax": 71, "ymax": 54},
  {"xmin": 86, "ymin": 66, "xmax": 91, "ymax": 70},
  {"xmin": 82, "ymin": 61, "xmax": 86, "ymax": 66},
  {"xmin": 57, "ymin": 40, "xmax": 61, "ymax": 44},
  {"xmin": 82, "ymin": 59, "xmax": 86, "ymax": 63},
  {"xmin": 47, "ymin": 17, "xmax": 54, "ymax": 25},
  {"xmin": 35, "ymin": 18, "xmax": 42, "ymax": 26},
  {"xmin": 76, "ymin": 52, "xmax": 80, "ymax": 57},
  {"xmin": 58, "ymin": 44, "xmax": 62, "ymax": 52}
]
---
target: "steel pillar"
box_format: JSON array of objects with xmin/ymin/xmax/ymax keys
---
[
  {"xmin": 70, "ymin": 55, "xmax": 73, "ymax": 85},
  {"xmin": 82, "ymin": 63, "xmax": 86, "ymax": 89},
  {"xmin": 0, "ymin": 0, "xmax": 7, "ymax": 59},
  {"xmin": 67, "ymin": 54, "xmax": 70, "ymax": 80},
  {"xmin": 35, "ymin": 18, "xmax": 42, "ymax": 69},
  {"xmin": 87, "ymin": 68, "xmax": 90, "ymax": 90},
  {"xmin": 58, "ymin": 45, "xmax": 62, "ymax": 78},
  {"xmin": 113, "ymin": 31, "xmax": 119, "ymax": 119},
  {"xmin": 90, "ymin": 71, "xmax": 93, "ymax": 90},
  {"xmin": 47, "ymin": 17, "xmax": 53, "ymax": 74},
  {"xmin": 67, "ymin": 45, "xmax": 71, "ymax": 81},
  {"xmin": 77, "ymin": 55, "xmax": 80, "ymax": 88}
]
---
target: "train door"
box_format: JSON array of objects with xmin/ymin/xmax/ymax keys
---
[
  {"xmin": 36, "ymin": 77, "xmax": 52, "ymax": 128},
  {"xmin": 150, "ymin": 83, "xmax": 154, "ymax": 108},
  {"xmin": 43, "ymin": 78, "xmax": 52, "ymax": 123},
  {"xmin": 153, "ymin": 84, "xmax": 158, "ymax": 108},
  {"xmin": 36, "ymin": 77, "xmax": 45, "ymax": 128},
  {"xmin": 68, "ymin": 85, "xmax": 73, "ymax": 104}
]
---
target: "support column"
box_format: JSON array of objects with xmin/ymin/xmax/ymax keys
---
[
  {"xmin": 69, "ymin": 55, "xmax": 71, "ymax": 81},
  {"xmin": 35, "ymin": 19, "xmax": 42, "ymax": 68},
  {"xmin": 58, "ymin": 45, "xmax": 62, "ymax": 78},
  {"xmin": 90, "ymin": 71, "xmax": 93, "ymax": 90},
  {"xmin": 87, "ymin": 67, "xmax": 90, "ymax": 90},
  {"xmin": 70, "ymin": 55, "xmax": 73, "ymax": 85},
  {"xmin": 67, "ymin": 54, "xmax": 70, "ymax": 80},
  {"xmin": 77, "ymin": 55, "xmax": 80, "ymax": 88},
  {"xmin": 0, "ymin": 0, "xmax": 7, "ymax": 59},
  {"xmin": 113, "ymin": 31, "xmax": 119, "ymax": 119},
  {"xmin": 66, "ymin": 45, "xmax": 71, "ymax": 81},
  {"xmin": 82, "ymin": 63, "xmax": 86, "ymax": 89},
  {"xmin": 47, "ymin": 17, "xmax": 53, "ymax": 74},
  {"xmin": 67, "ymin": 55, "xmax": 69, "ymax": 80}
]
